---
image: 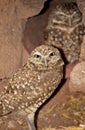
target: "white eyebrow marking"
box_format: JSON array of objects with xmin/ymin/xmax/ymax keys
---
[{"xmin": 33, "ymin": 52, "xmax": 42, "ymax": 56}]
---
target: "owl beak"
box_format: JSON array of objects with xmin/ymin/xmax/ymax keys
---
[
  {"xmin": 68, "ymin": 18, "xmax": 72, "ymax": 27},
  {"xmin": 44, "ymin": 58, "xmax": 48, "ymax": 67},
  {"xmin": 43, "ymin": 58, "xmax": 49, "ymax": 67}
]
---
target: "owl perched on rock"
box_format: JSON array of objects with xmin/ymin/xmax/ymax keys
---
[
  {"xmin": 0, "ymin": 45, "xmax": 64, "ymax": 130},
  {"xmin": 45, "ymin": 2, "xmax": 85, "ymax": 63}
]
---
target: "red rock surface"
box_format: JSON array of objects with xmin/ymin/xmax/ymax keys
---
[
  {"xmin": 69, "ymin": 62, "xmax": 85, "ymax": 93},
  {"xmin": 0, "ymin": 0, "xmax": 46, "ymax": 79},
  {"xmin": 77, "ymin": 0, "xmax": 85, "ymax": 24}
]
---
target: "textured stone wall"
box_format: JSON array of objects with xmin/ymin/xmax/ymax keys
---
[{"xmin": 0, "ymin": 0, "xmax": 46, "ymax": 79}]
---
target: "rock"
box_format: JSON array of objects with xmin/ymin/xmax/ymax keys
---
[
  {"xmin": 65, "ymin": 62, "xmax": 78, "ymax": 79},
  {"xmin": 69, "ymin": 62, "xmax": 85, "ymax": 93},
  {"xmin": 80, "ymin": 36, "xmax": 85, "ymax": 61},
  {"xmin": 0, "ymin": 0, "xmax": 47, "ymax": 79},
  {"xmin": 15, "ymin": 0, "xmax": 47, "ymax": 19},
  {"xmin": 77, "ymin": 0, "xmax": 85, "ymax": 25}
]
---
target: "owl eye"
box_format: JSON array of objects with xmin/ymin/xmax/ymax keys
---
[
  {"xmin": 34, "ymin": 54, "xmax": 41, "ymax": 59},
  {"xmin": 73, "ymin": 11, "xmax": 81, "ymax": 19},
  {"xmin": 59, "ymin": 14, "xmax": 65, "ymax": 19},
  {"xmin": 49, "ymin": 52, "xmax": 55, "ymax": 57}
]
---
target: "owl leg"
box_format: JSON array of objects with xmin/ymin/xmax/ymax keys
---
[
  {"xmin": 13, "ymin": 112, "xmax": 36, "ymax": 130},
  {"xmin": 27, "ymin": 113, "xmax": 36, "ymax": 130}
]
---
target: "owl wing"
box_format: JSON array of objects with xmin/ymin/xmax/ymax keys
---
[
  {"xmin": 0, "ymin": 92, "xmax": 23, "ymax": 115},
  {"xmin": 0, "ymin": 64, "xmax": 30, "ymax": 116}
]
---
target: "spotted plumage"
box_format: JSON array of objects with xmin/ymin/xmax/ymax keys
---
[
  {"xmin": 45, "ymin": 2, "xmax": 85, "ymax": 63},
  {"xmin": 0, "ymin": 44, "xmax": 64, "ymax": 130}
]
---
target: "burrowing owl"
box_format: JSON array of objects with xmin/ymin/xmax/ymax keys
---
[
  {"xmin": 45, "ymin": 2, "xmax": 85, "ymax": 63},
  {"xmin": 0, "ymin": 45, "xmax": 64, "ymax": 130}
]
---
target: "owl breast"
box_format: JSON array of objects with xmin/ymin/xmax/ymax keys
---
[
  {"xmin": 16, "ymin": 66, "xmax": 63, "ymax": 115},
  {"xmin": 45, "ymin": 23, "xmax": 85, "ymax": 63},
  {"xmin": 44, "ymin": 3, "xmax": 85, "ymax": 63}
]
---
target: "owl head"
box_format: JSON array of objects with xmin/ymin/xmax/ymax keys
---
[
  {"xmin": 51, "ymin": 3, "xmax": 82, "ymax": 27},
  {"xmin": 29, "ymin": 45, "xmax": 64, "ymax": 71}
]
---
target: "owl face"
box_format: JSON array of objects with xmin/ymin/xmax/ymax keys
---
[
  {"xmin": 53, "ymin": 3, "xmax": 82, "ymax": 27},
  {"xmin": 29, "ymin": 45, "xmax": 64, "ymax": 71}
]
